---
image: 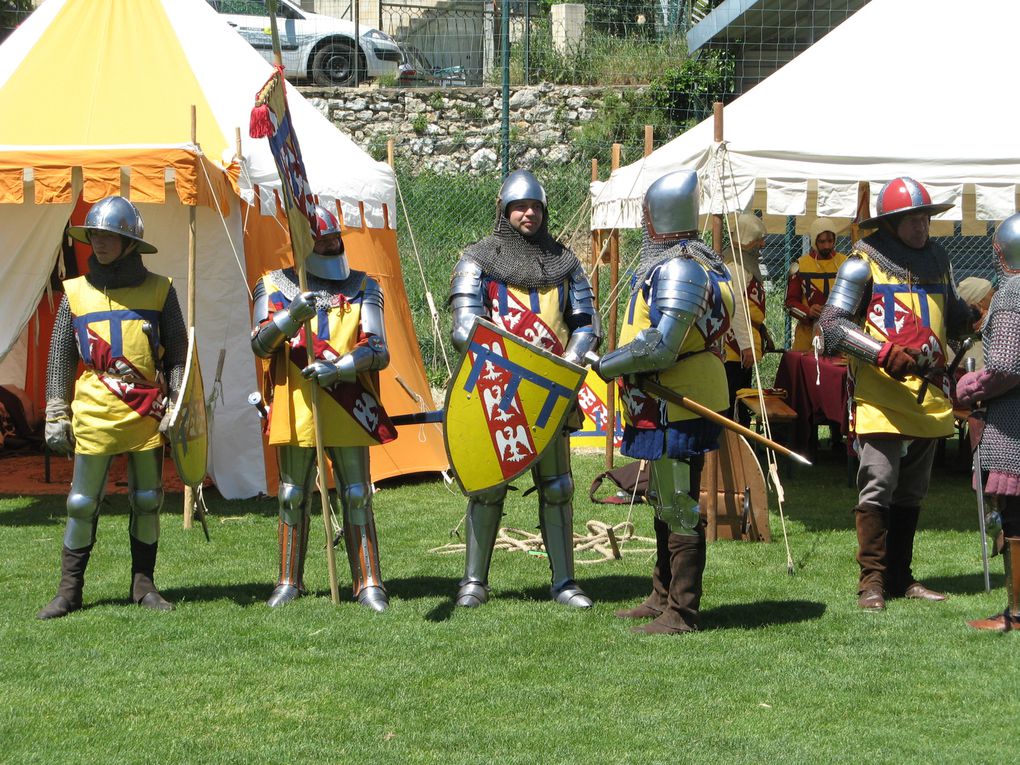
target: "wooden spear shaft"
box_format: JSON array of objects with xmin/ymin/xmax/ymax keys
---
[
  {"xmin": 183, "ymin": 105, "xmax": 198, "ymax": 530},
  {"xmin": 267, "ymin": 0, "xmax": 341, "ymax": 604},
  {"xmin": 637, "ymin": 378, "xmax": 812, "ymax": 466}
]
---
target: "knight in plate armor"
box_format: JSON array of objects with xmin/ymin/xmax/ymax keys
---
[
  {"xmin": 817, "ymin": 177, "xmax": 979, "ymax": 611},
  {"xmin": 251, "ymin": 204, "xmax": 395, "ymax": 611},
  {"xmin": 957, "ymin": 212, "xmax": 1020, "ymax": 631},
  {"xmin": 40, "ymin": 196, "xmax": 187, "ymax": 619},
  {"xmin": 448, "ymin": 169, "xmax": 601, "ymax": 608},
  {"xmin": 594, "ymin": 170, "xmax": 735, "ymax": 634}
]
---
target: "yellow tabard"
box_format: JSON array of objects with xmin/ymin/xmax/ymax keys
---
[
  {"xmin": 619, "ymin": 264, "xmax": 734, "ymax": 422},
  {"xmin": 790, "ymin": 251, "xmax": 846, "ymax": 351},
  {"xmin": 264, "ymin": 273, "xmax": 390, "ymax": 448},
  {"xmin": 486, "ymin": 279, "xmax": 570, "ymax": 355},
  {"xmin": 64, "ymin": 273, "xmax": 170, "ymax": 456},
  {"xmin": 850, "ymin": 254, "xmax": 955, "ymax": 438}
]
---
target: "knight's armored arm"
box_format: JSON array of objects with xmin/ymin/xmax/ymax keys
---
[
  {"xmin": 302, "ymin": 279, "xmax": 389, "ymax": 388},
  {"xmin": 595, "ymin": 258, "xmax": 710, "ymax": 379},
  {"xmin": 250, "ymin": 279, "xmax": 317, "ymax": 359},
  {"xmin": 562, "ymin": 263, "xmax": 602, "ymax": 366},
  {"xmin": 817, "ymin": 257, "xmax": 884, "ymax": 364},
  {"xmin": 159, "ymin": 285, "xmax": 188, "ymax": 396},
  {"xmin": 44, "ymin": 295, "xmax": 77, "ymax": 455},
  {"xmin": 449, "ymin": 257, "xmax": 487, "ymax": 353}
]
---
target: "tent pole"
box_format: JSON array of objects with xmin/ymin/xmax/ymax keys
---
[
  {"xmin": 711, "ymin": 102, "xmax": 724, "ymax": 254},
  {"xmin": 183, "ymin": 105, "xmax": 198, "ymax": 529},
  {"xmin": 606, "ymin": 143, "xmax": 622, "ymax": 469}
]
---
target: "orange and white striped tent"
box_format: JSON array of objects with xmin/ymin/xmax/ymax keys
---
[{"xmin": 0, "ymin": 0, "xmax": 447, "ymax": 498}]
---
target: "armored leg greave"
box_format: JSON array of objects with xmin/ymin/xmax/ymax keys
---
[
  {"xmin": 125, "ymin": 447, "xmax": 171, "ymax": 611},
  {"xmin": 330, "ymin": 446, "xmax": 388, "ymax": 612},
  {"xmin": 534, "ymin": 434, "xmax": 591, "ymax": 608},
  {"xmin": 39, "ymin": 454, "xmax": 113, "ymax": 619},
  {"xmin": 268, "ymin": 445, "xmax": 315, "ymax": 607},
  {"xmin": 456, "ymin": 486, "xmax": 506, "ymax": 607},
  {"xmin": 634, "ymin": 456, "xmax": 706, "ymax": 634}
]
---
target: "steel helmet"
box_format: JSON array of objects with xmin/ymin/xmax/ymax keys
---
[
  {"xmin": 313, "ymin": 204, "xmax": 342, "ymax": 239},
  {"xmin": 68, "ymin": 196, "xmax": 157, "ymax": 254},
  {"xmin": 994, "ymin": 212, "xmax": 1020, "ymax": 274},
  {"xmin": 499, "ymin": 169, "xmax": 547, "ymax": 217},
  {"xmin": 859, "ymin": 177, "xmax": 952, "ymax": 228},
  {"xmin": 644, "ymin": 170, "xmax": 700, "ymax": 240}
]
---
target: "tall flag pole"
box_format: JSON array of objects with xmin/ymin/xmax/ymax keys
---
[{"xmin": 250, "ymin": 0, "xmax": 341, "ymax": 604}]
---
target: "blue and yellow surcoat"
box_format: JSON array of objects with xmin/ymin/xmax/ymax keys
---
[
  {"xmin": 850, "ymin": 254, "xmax": 955, "ymax": 439},
  {"xmin": 65, "ymin": 273, "xmax": 170, "ymax": 456}
]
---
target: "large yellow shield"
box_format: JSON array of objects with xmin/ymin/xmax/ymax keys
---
[
  {"xmin": 445, "ymin": 319, "xmax": 586, "ymax": 495},
  {"xmin": 167, "ymin": 328, "xmax": 208, "ymax": 489}
]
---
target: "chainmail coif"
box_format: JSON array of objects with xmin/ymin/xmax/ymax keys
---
[
  {"xmin": 855, "ymin": 228, "xmax": 951, "ymax": 284},
  {"xmin": 462, "ymin": 209, "xmax": 579, "ymax": 289},
  {"xmin": 637, "ymin": 223, "xmax": 724, "ymax": 279}
]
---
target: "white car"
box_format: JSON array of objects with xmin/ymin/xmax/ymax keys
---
[{"xmin": 208, "ymin": 0, "xmax": 402, "ymax": 86}]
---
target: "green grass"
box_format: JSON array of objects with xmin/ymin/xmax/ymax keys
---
[{"xmin": 1, "ymin": 447, "xmax": 1017, "ymax": 764}]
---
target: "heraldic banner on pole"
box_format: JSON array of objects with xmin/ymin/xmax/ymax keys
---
[{"xmin": 445, "ymin": 320, "xmax": 586, "ymax": 496}]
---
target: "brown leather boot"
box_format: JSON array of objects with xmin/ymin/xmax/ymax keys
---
[
  {"xmin": 888, "ymin": 504, "xmax": 946, "ymax": 601},
  {"xmin": 130, "ymin": 536, "xmax": 174, "ymax": 611},
  {"xmin": 632, "ymin": 528, "xmax": 706, "ymax": 634},
  {"xmin": 855, "ymin": 504, "xmax": 888, "ymax": 610},
  {"xmin": 37, "ymin": 544, "xmax": 93, "ymax": 620},
  {"xmin": 969, "ymin": 536, "xmax": 1020, "ymax": 631},
  {"xmin": 616, "ymin": 517, "xmax": 671, "ymax": 619}
]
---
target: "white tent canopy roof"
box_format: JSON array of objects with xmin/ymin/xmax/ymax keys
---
[{"xmin": 592, "ymin": 0, "xmax": 1020, "ymax": 230}]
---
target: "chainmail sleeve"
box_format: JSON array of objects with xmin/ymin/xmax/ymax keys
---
[
  {"xmin": 159, "ymin": 285, "xmax": 188, "ymax": 395},
  {"xmin": 46, "ymin": 294, "xmax": 78, "ymax": 402}
]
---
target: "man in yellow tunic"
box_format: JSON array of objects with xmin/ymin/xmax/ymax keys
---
[
  {"xmin": 786, "ymin": 218, "xmax": 848, "ymax": 351},
  {"xmin": 594, "ymin": 170, "xmax": 735, "ymax": 634},
  {"xmin": 40, "ymin": 196, "xmax": 187, "ymax": 619},
  {"xmin": 818, "ymin": 177, "xmax": 978, "ymax": 611},
  {"xmin": 251, "ymin": 204, "xmax": 395, "ymax": 610},
  {"xmin": 448, "ymin": 170, "xmax": 601, "ymax": 608}
]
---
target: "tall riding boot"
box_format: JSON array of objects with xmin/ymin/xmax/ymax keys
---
[
  {"xmin": 888, "ymin": 504, "xmax": 945, "ymax": 601},
  {"xmin": 969, "ymin": 537, "xmax": 1020, "ymax": 631},
  {"xmin": 456, "ymin": 495, "xmax": 504, "ymax": 607},
  {"xmin": 633, "ymin": 528, "xmax": 706, "ymax": 634},
  {"xmin": 855, "ymin": 504, "xmax": 888, "ymax": 610},
  {"xmin": 343, "ymin": 505, "xmax": 388, "ymax": 613},
  {"xmin": 130, "ymin": 535, "xmax": 174, "ymax": 611},
  {"xmin": 616, "ymin": 517, "xmax": 671, "ymax": 619},
  {"xmin": 267, "ymin": 514, "xmax": 310, "ymax": 607},
  {"xmin": 37, "ymin": 544, "xmax": 93, "ymax": 620}
]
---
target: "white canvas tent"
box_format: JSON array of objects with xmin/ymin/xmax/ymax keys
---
[
  {"xmin": 0, "ymin": 0, "xmax": 448, "ymax": 498},
  {"xmin": 591, "ymin": 0, "xmax": 1020, "ymax": 232}
]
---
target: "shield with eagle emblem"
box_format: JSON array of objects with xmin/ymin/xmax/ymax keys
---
[
  {"xmin": 167, "ymin": 327, "xmax": 208, "ymax": 489},
  {"xmin": 444, "ymin": 319, "xmax": 586, "ymax": 495}
]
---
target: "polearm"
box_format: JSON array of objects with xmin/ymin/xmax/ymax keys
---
[
  {"xmin": 966, "ymin": 358, "xmax": 992, "ymax": 592},
  {"xmin": 264, "ymin": 0, "xmax": 341, "ymax": 604},
  {"xmin": 917, "ymin": 336, "xmax": 973, "ymax": 404},
  {"xmin": 386, "ymin": 381, "xmax": 812, "ymax": 467},
  {"xmin": 636, "ymin": 377, "xmax": 812, "ymax": 466}
]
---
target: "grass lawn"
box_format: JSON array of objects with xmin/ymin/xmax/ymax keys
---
[{"xmin": 1, "ymin": 445, "xmax": 1016, "ymax": 764}]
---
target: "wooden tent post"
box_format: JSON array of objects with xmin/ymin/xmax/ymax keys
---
[
  {"xmin": 605, "ymin": 143, "xmax": 622, "ymax": 469},
  {"xmin": 183, "ymin": 105, "xmax": 198, "ymax": 529},
  {"xmin": 711, "ymin": 103, "xmax": 724, "ymax": 254}
]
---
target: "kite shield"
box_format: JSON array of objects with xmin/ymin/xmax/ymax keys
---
[
  {"xmin": 167, "ymin": 328, "xmax": 208, "ymax": 489},
  {"xmin": 444, "ymin": 319, "xmax": 586, "ymax": 495}
]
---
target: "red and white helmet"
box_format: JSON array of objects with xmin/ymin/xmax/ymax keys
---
[
  {"xmin": 313, "ymin": 204, "xmax": 342, "ymax": 239},
  {"xmin": 859, "ymin": 177, "xmax": 952, "ymax": 228}
]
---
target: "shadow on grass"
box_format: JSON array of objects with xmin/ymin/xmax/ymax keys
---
[
  {"xmin": 920, "ymin": 571, "xmax": 1005, "ymax": 597},
  {"xmin": 701, "ymin": 598, "xmax": 826, "ymax": 630},
  {"xmin": 90, "ymin": 582, "xmax": 272, "ymax": 608}
]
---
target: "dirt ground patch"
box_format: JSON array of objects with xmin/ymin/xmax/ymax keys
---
[{"xmin": 0, "ymin": 452, "xmax": 191, "ymax": 495}]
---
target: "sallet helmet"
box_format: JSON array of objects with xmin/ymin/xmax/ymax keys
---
[
  {"xmin": 993, "ymin": 212, "xmax": 1020, "ymax": 274},
  {"xmin": 499, "ymin": 169, "xmax": 547, "ymax": 218},
  {"xmin": 68, "ymin": 196, "xmax": 157, "ymax": 254},
  {"xmin": 859, "ymin": 177, "xmax": 952, "ymax": 228},
  {"xmin": 644, "ymin": 170, "xmax": 700, "ymax": 241},
  {"xmin": 313, "ymin": 204, "xmax": 342, "ymax": 239}
]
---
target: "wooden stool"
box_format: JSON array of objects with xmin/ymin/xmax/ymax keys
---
[{"xmin": 738, "ymin": 392, "xmax": 798, "ymax": 476}]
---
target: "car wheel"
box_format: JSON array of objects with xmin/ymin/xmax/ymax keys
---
[{"xmin": 311, "ymin": 40, "xmax": 363, "ymax": 86}]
